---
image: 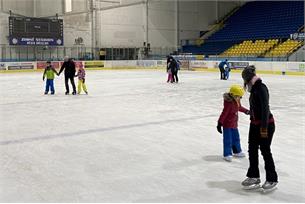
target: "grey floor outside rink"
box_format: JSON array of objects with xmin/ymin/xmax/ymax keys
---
[{"xmin": 0, "ymin": 70, "xmax": 304, "ymax": 202}]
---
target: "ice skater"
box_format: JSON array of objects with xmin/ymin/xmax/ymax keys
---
[
  {"xmin": 58, "ymin": 56, "xmax": 77, "ymax": 95},
  {"xmin": 217, "ymin": 84, "xmax": 249, "ymax": 162},
  {"xmin": 166, "ymin": 64, "xmax": 173, "ymax": 83},
  {"xmin": 169, "ymin": 58, "xmax": 178, "ymax": 83},
  {"xmin": 166, "ymin": 55, "xmax": 174, "ymax": 83},
  {"xmin": 218, "ymin": 59, "xmax": 229, "ymax": 80},
  {"xmin": 167, "ymin": 57, "xmax": 177, "ymax": 83},
  {"xmin": 241, "ymin": 65, "xmax": 278, "ymax": 191},
  {"xmin": 42, "ymin": 61, "xmax": 59, "ymax": 95},
  {"xmin": 75, "ymin": 64, "xmax": 88, "ymax": 94},
  {"xmin": 172, "ymin": 58, "xmax": 180, "ymax": 83}
]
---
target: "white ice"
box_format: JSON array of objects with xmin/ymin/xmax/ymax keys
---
[{"xmin": 0, "ymin": 70, "xmax": 304, "ymax": 202}]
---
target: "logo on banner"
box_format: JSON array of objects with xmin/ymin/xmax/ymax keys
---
[{"xmin": 0, "ymin": 63, "xmax": 6, "ymax": 70}]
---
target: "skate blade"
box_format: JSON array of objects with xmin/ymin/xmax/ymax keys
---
[
  {"xmin": 261, "ymin": 187, "xmax": 277, "ymax": 194},
  {"xmin": 243, "ymin": 184, "xmax": 262, "ymax": 191}
]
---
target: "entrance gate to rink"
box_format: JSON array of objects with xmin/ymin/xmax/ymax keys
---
[{"xmin": 0, "ymin": 45, "xmax": 178, "ymax": 62}]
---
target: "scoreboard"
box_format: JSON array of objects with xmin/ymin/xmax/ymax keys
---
[{"xmin": 9, "ymin": 17, "xmax": 64, "ymax": 46}]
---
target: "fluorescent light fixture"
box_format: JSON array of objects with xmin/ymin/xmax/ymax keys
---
[{"xmin": 65, "ymin": 0, "xmax": 72, "ymax": 13}]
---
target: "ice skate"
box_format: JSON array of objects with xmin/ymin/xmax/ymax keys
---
[
  {"xmin": 261, "ymin": 181, "xmax": 278, "ymax": 193},
  {"xmin": 242, "ymin": 177, "xmax": 261, "ymax": 190},
  {"xmin": 233, "ymin": 152, "xmax": 246, "ymax": 158},
  {"xmin": 223, "ymin": 156, "xmax": 232, "ymax": 162}
]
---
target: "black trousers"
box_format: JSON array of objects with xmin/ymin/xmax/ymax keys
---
[
  {"xmin": 246, "ymin": 123, "xmax": 278, "ymax": 182},
  {"xmin": 65, "ymin": 76, "xmax": 76, "ymax": 94},
  {"xmin": 172, "ymin": 71, "xmax": 178, "ymax": 82},
  {"xmin": 219, "ymin": 69, "xmax": 225, "ymax": 80}
]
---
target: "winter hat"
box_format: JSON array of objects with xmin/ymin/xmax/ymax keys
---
[{"xmin": 242, "ymin": 65, "xmax": 256, "ymax": 83}]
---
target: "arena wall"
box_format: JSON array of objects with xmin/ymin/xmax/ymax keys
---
[{"xmin": 1, "ymin": 0, "xmax": 242, "ymax": 49}]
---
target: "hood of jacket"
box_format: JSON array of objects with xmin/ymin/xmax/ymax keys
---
[{"xmin": 223, "ymin": 93, "xmax": 234, "ymax": 102}]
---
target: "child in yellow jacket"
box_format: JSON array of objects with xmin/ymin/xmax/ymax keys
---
[{"xmin": 43, "ymin": 61, "xmax": 58, "ymax": 95}]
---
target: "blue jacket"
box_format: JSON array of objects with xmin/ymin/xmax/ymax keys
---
[{"xmin": 219, "ymin": 60, "xmax": 228, "ymax": 70}]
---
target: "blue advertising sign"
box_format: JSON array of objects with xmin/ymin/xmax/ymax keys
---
[{"xmin": 9, "ymin": 37, "xmax": 63, "ymax": 46}]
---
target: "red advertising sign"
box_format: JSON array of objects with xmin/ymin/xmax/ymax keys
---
[{"xmin": 37, "ymin": 61, "xmax": 84, "ymax": 69}]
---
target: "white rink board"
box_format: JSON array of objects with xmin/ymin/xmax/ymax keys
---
[{"xmin": 1, "ymin": 60, "xmax": 305, "ymax": 73}]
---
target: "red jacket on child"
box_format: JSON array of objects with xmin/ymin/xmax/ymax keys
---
[{"xmin": 218, "ymin": 93, "xmax": 249, "ymax": 128}]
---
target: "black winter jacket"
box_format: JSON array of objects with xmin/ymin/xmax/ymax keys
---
[
  {"xmin": 168, "ymin": 60, "xmax": 177, "ymax": 73},
  {"xmin": 249, "ymin": 79, "xmax": 274, "ymax": 128},
  {"xmin": 59, "ymin": 60, "xmax": 76, "ymax": 77}
]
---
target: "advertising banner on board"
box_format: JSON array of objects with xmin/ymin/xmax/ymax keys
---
[{"xmin": 6, "ymin": 62, "xmax": 35, "ymax": 70}]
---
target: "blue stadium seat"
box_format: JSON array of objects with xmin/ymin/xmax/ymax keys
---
[{"xmin": 183, "ymin": 1, "xmax": 304, "ymax": 55}]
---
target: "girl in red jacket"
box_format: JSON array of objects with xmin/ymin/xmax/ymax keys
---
[{"xmin": 217, "ymin": 85, "xmax": 249, "ymax": 162}]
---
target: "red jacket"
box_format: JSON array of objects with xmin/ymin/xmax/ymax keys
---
[{"xmin": 218, "ymin": 93, "xmax": 249, "ymax": 128}]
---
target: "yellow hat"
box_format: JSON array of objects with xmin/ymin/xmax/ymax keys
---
[{"xmin": 229, "ymin": 84, "xmax": 244, "ymax": 97}]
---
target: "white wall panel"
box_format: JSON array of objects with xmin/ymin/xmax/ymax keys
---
[
  {"xmin": 2, "ymin": 0, "xmax": 34, "ymax": 16},
  {"xmin": 98, "ymin": 24, "xmax": 144, "ymax": 47},
  {"xmin": 148, "ymin": 9, "xmax": 176, "ymax": 30},
  {"xmin": 35, "ymin": 0, "xmax": 63, "ymax": 17},
  {"xmin": 97, "ymin": 4, "xmax": 144, "ymax": 47},
  {"xmin": 149, "ymin": 29, "xmax": 176, "ymax": 47},
  {"xmin": 197, "ymin": 1, "xmax": 218, "ymax": 30},
  {"xmin": 64, "ymin": 13, "xmax": 91, "ymax": 46},
  {"xmin": 72, "ymin": 0, "xmax": 87, "ymax": 12},
  {"xmin": 148, "ymin": 1, "xmax": 176, "ymax": 11},
  {"xmin": 0, "ymin": 12, "xmax": 9, "ymax": 44},
  {"xmin": 100, "ymin": 5, "xmax": 143, "ymax": 26}
]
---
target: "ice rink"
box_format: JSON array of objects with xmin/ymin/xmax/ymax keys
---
[{"xmin": 0, "ymin": 70, "xmax": 304, "ymax": 202}]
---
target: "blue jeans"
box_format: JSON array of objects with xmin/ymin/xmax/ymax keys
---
[
  {"xmin": 45, "ymin": 79, "xmax": 55, "ymax": 94},
  {"xmin": 223, "ymin": 128, "xmax": 242, "ymax": 157},
  {"xmin": 224, "ymin": 70, "xmax": 230, "ymax": 79}
]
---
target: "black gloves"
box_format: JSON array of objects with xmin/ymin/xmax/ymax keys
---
[{"xmin": 217, "ymin": 122, "xmax": 222, "ymax": 134}]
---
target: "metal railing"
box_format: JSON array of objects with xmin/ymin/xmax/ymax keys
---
[
  {"xmin": 0, "ymin": 45, "xmax": 177, "ymax": 61},
  {"xmin": 1, "ymin": 44, "xmax": 302, "ymax": 62}
]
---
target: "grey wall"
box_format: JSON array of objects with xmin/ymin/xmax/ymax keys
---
[
  {"xmin": 95, "ymin": 0, "xmax": 242, "ymax": 48},
  {"xmin": 0, "ymin": 0, "xmax": 242, "ymax": 49},
  {"xmin": 0, "ymin": 0, "xmax": 34, "ymax": 45},
  {"xmin": 1, "ymin": 0, "xmax": 34, "ymax": 16},
  {"xmin": 34, "ymin": 0, "xmax": 63, "ymax": 17},
  {"xmin": 289, "ymin": 45, "xmax": 305, "ymax": 62}
]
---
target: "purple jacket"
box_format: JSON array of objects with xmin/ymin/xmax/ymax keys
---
[{"xmin": 77, "ymin": 68, "xmax": 86, "ymax": 80}]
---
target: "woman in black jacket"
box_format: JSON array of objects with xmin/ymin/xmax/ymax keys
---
[{"xmin": 241, "ymin": 65, "xmax": 278, "ymax": 191}]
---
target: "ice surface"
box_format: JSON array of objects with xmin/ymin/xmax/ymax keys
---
[{"xmin": 0, "ymin": 70, "xmax": 304, "ymax": 202}]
